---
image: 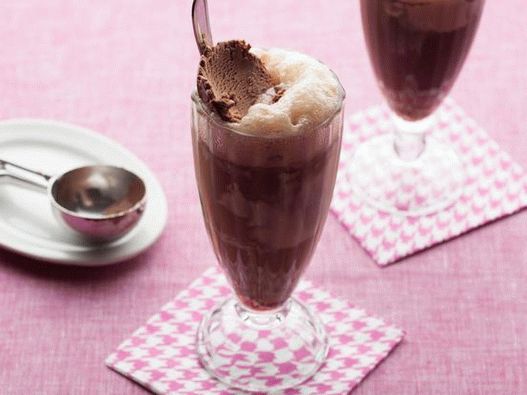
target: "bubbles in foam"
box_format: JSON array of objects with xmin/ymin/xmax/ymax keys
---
[{"xmin": 232, "ymin": 48, "xmax": 345, "ymax": 135}]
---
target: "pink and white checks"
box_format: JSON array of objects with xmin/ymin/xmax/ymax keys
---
[
  {"xmin": 331, "ymin": 100, "xmax": 527, "ymax": 266},
  {"xmin": 106, "ymin": 268, "xmax": 404, "ymax": 394}
]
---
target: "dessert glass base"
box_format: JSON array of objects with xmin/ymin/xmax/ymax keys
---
[
  {"xmin": 196, "ymin": 297, "xmax": 329, "ymax": 392},
  {"xmin": 349, "ymin": 134, "xmax": 465, "ymax": 216}
]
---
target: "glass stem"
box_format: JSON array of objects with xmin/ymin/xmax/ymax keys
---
[
  {"xmin": 235, "ymin": 299, "xmax": 292, "ymax": 329},
  {"xmin": 392, "ymin": 113, "xmax": 434, "ymax": 161}
]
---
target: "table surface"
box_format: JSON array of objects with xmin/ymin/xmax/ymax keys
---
[{"xmin": 1, "ymin": 1, "xmax": 526, "ymax": 394}]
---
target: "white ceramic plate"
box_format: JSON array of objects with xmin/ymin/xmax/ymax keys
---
[{"xmin": 0, "ymin": 119, "xmax": 168, "ymax": 266}]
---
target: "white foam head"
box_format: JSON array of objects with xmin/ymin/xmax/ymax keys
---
[{"xmin": 232, "ymin": 48, "xmax": 345, "ymax": 135}]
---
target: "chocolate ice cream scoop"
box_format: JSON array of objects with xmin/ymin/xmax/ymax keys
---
[{"xmin": 197, "ymin": 40, "xmax": 278, "ymax": 122}]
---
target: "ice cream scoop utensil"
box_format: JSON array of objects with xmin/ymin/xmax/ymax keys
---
[{"xmin": 0, "ymin": 159, "xmax": 146, "ymax": 242}]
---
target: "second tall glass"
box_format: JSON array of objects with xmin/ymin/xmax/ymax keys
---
[{"xmin": 352, "ymin": 0, "xmax": 485, "ymax": 216}]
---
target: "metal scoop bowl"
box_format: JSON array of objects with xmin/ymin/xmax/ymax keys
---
[{"xmin": 0, "ymin": 159, "xmax": 147, "ymax": 242}]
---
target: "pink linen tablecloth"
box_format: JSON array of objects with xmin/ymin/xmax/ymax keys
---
[{"xmin": 0, "ymin": 1, "xmax": 526, "ymax": 394}]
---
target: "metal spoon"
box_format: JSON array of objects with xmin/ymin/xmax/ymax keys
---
[
  {"xmin": 0, "ymin": 159, "xmax": 147, "ymax": 242},
  {"xmin": 192, "ymin": 0, "xmax": 213, "ymax": 54}
]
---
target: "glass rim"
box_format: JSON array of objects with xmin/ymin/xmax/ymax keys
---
[{"xmin": 191, "ymin": 79, "xmax": 346, "ymax": 140}]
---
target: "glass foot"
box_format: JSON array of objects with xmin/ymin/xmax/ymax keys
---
[
  {"xmin": 349, "ymin": 134, "xmax": 464, "ymax": 216},
  {"xmin": 196, "ymin": 297, "xmax": 329, "ymax": 392}
]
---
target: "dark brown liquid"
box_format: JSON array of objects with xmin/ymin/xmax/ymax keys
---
[
  {"xmin": 194, "ymin": 128, "xmax": 341, "ymax": 311},
  {"xmin": 361, "ymin": 0, "xmax": 484, "ymax": 120}
]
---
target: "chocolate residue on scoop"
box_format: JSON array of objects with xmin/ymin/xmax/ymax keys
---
[{"xmin": 197, "ymin": 40, "xmax": 278, "ymax": 122}]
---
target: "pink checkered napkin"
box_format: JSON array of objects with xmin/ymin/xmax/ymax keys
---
[
  {"xmin": 331, "ymin": 99, "xmax": 527, "ymax": 266},
  {"xmin": 106, "ymin": 268, "xmax": 404, "ymax": 394}
]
